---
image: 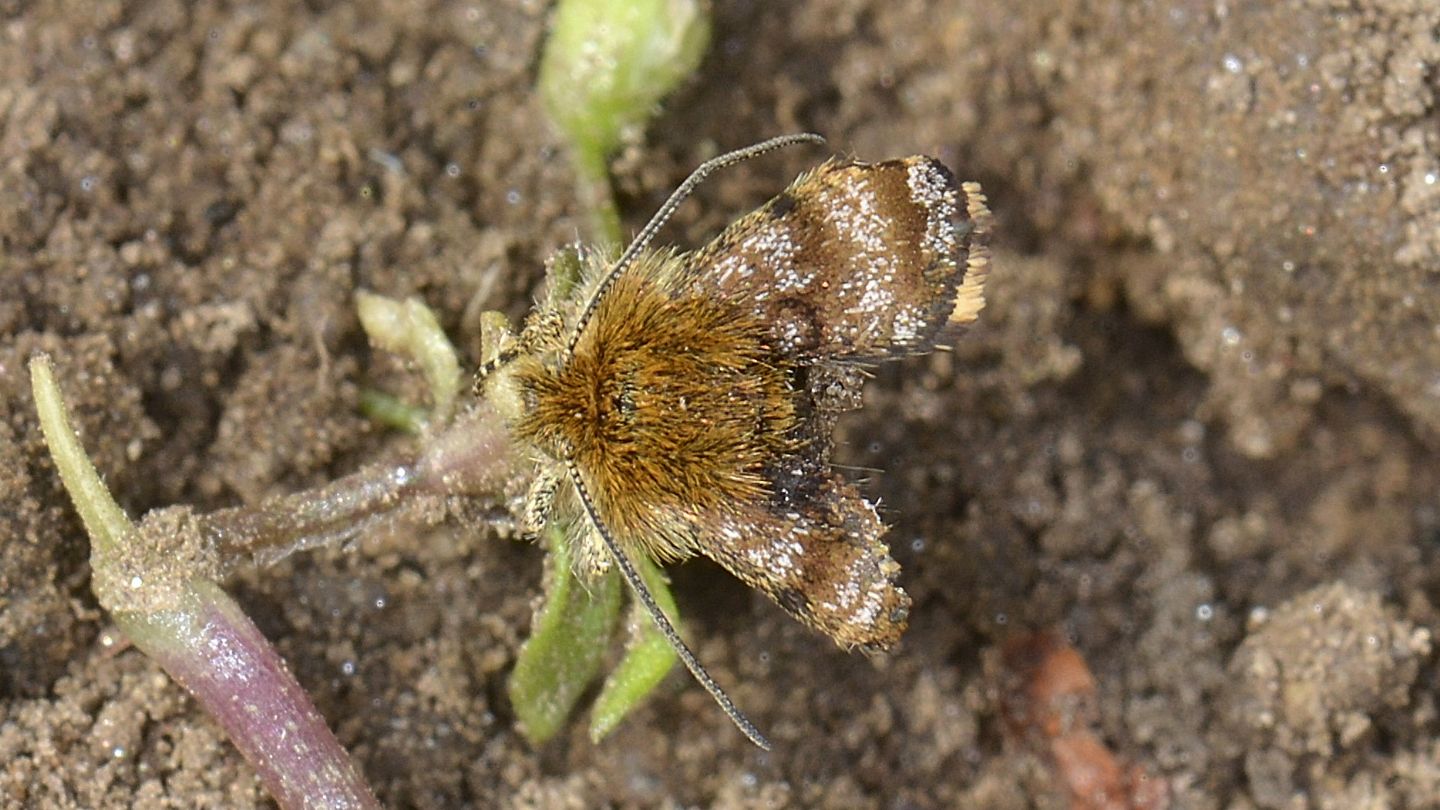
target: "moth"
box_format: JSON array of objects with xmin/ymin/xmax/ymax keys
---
[{"xmin": 482, "ymin": 134, "xmax": 991, "ymax": 748}]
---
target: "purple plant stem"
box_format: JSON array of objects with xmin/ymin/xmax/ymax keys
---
[
  {"xmin": 200, "ymin": 401, "xmax": 515, "ymax": 573},
  {"xmin": 126, "ymin": 579, "xmax": 381, "ymax": 810},
  {"xmin": 31, "ymin": 355, "xmax": 381, "ymax": 808},
  {"xmin": 199, "ymin": 461, "xmax": 425, "ymax": 572},
  {"xmin": 34, "ymin": 354, "xmax": 526, "ymax": 807}
]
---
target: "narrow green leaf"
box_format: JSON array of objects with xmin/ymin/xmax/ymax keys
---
[
  {"xmin": 357, "ymin": 389, "xmax": 428, "ymax": 435},
  {"xmin": 508, "ymin": 528, "xmax": 624, "ymax": 744},
  {"xmin": 588, "ymin": 554, "xmax": 680, "ymax": 741},
  {"xmin": 355, "ymin": 291, "xmax": 462, "ymax": 422}
]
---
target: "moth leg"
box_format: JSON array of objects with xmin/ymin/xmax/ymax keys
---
[
  {"xmin": 571, "ymin": 521, "xmax": 614, "ymax": 580},
  {"xmin": 520, "ymin": 465, "xmax": 562, "ymax": 540},
  {"xmin": 518, "ymin": 308, "xmax": 565, "ymax": 356},
  {"xmin": 528, "ymin": 465, "xmax": 613, "ymax": 579}
]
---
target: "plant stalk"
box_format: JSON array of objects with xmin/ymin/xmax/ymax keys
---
[{"xmin": 31, "ymin": 355, "xmax": 381, "ymax": 810}]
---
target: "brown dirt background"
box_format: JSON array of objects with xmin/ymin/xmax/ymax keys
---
[{"xmin": 4, "ymin": 0, "xmax": 1440, "ymax": 807}]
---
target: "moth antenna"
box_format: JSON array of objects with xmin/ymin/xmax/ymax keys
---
[
  {"xmin": 566, "ymin": 132, "xmax": 826, "ymax": 353},
  {"xmin": 564, "ymin": 460, "xmax": 773, "ymax": 750}
]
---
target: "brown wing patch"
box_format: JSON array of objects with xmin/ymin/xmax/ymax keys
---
[
  {"xmin": 679, "ymin": 157, "xmax": 988, "ymax": 360},
  {"xmin": 696, "ymin": 470, "xmax": 910, "ymax": 651}
]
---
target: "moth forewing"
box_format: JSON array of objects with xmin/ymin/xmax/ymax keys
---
[{"xmin": 680, "ymin": 156, "xmax": 989, "ymax": 360}]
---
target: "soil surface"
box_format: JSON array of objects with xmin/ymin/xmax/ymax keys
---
[{"xmin": 4, "ymin": 1, "xmax": 1440, "ymax": 807}]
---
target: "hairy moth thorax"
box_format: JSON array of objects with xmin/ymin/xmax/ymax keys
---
[{"xmin": 505, "ymin": 249, "xmax": 800, "ymax": 573}]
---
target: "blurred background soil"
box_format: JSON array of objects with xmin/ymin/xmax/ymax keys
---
[{"xmin": 4, "ymin": 1, "xmax": 1440, "ymax": 807}]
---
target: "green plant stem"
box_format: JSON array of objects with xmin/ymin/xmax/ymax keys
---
[{"xmin": 573, "ymin": 146, "xmax": 622, "ymax": 244}]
